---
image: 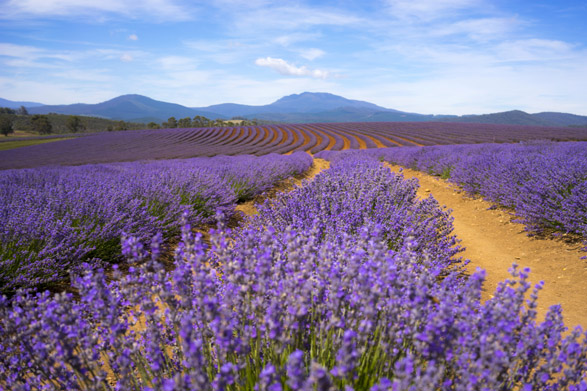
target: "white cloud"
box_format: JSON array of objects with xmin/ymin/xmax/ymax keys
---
[
  {"xmin": 273, "ymin": 33, "xmax": 321, "ymax": 47},
  {"xmin": 2, "ymin": 0, "xmax": 193, "ymax": 21},
  {"xmin": 91, "ymin": 48, "xmax": 145, "ymax": 62},
  {"xmin": 432, "ymin": 17, "xmax": 519, "ymax": 41},
  {"xmin": 233, "ymin": 6, "xmax": 362, "ymax": 33},
  {"xmin": 0, "ymin": 43, "xmax": 83, "ymax": 69},
  {"xmin": 0, "ymin": 43, "xmax": 42, "ymax": 58},
  {"xmin": 128, "ymin": 34, "xmax": 138, "ymax": 41},
  {"xmin": 299, "ymin": 48, "xmax": 325, "ymax": 61},
  {"xmin": 495, "ymin": 39, "xmax": 576, "ymax": 62},
  {"xmin": 255, "ymin": 57, "xmax": 329, "ymax": 79},
  {"xmin": 386, "ymin": 0, "xmax": 482, "ymax": 20}
]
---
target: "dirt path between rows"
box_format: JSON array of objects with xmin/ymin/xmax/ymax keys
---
[
  {"xmin": 235, "ymin": 158, "xmax": 330, "ymax": 217},
  {"xmin": 386, "ymin": 164, "xmax": 587, "ymax": 330}
]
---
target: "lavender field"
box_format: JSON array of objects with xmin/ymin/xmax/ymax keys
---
[
  {"xmin": 0, "ymin": 152, "xmax": 312, "ymax": 293},
  {"xmin": 317, "ymin": 141, "xmax": 587, "ymax": 253},
  {"xmin": 1, "ymin": 144, "xmax": 587, "ymax": 390},
  {"xmin": 2, "ymin": 121, "xmax": 587, "ymax": 169}
]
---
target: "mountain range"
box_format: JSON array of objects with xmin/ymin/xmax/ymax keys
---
[{"xmin": 2, "ymin": 92, "xmax": 587, "ymax": 127}]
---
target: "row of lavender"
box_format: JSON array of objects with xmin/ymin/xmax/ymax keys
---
[
  {"xmin": 0, "ymin": 152, "xmax": 313, "ymax": 293},
  {"xmin": 317, "ymin": 141, "xmax": 587, "ymax": 252},
  {"xmin": 2, "ymin": 122, "xmax": 587, "ymax": 170},
  {"xmin": 2, "ymin": 157, "xmax": 585, "ymax": 390}
]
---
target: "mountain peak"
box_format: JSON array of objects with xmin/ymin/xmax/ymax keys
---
[
  {"xmin": 269, "ymin": 91, "xmax": 392, "ymax": 113},
  {"xmin": 107, "ymin": 94, "xmax": 155, "ymax": 103},
  {"xmin": 275, "ymin": 92, "xmax": 338, "ymax": 101}
]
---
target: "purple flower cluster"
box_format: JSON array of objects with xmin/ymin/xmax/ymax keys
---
[
  {"xmin": 2, "ymin": 157, "xmax": 585, "ymax": 390},
  {"xmin": 0, "ymin": 152, "xmax": 312, "ymax": 292},
  {"xmin": 319, "ymin": 141, "xmax": 587, "ymax": 251}
]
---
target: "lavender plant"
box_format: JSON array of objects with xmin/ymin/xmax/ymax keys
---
[
  {"xmin": 1, "ymin": 157, "xmax": 585, "ymax": 390},
  {"xmin": 0, "ymin": 152, "xmax": 312, "ymax": 292},
  {"xmin": 318, "ymin": 141, "xmax": 587, "ymax": 253}
]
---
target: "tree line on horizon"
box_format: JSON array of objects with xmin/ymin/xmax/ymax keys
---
[
  {"xmin": 152, "ymin": 115, "xmax": 260, "ymax": 129},
  {"xmin": 0, "ymin": 107, "xmax": 148, "ymax": 136},
  {"xmin": 0, "ymin": 108, "xmax": 276, "ymax": 138}
]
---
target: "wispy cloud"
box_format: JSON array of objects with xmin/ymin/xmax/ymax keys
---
[
  {"xmin": 0, "ymin": 43, "xmax": 80, "ymax": 67},
  {"xmin": 495, "ymin": 39, "xmax": 577, "ymax": 62},
  {"xmin": 385, "ymin": 0, "xmax": 483, "ymax": 20},
  {"xmin": 273, "ymin": 33, "xmax": 321, "ymax": 47},
  {"xmin": 232, "ymin": 5, "xmax": 362, "ymax": 33},
  {"xmin": 2, "ymin": 0, "xmax": 194, "ymax": 21},
  {"xmin": 255, "ymin": 57, "xmax": 329, "ymax": 79},
  {"xmin": 299, "ymin": 48, "xmax": 325, "ymax": 61},
  {"xmin": 128, "ymin": 34, "xmax": 138, "ymax": 41},
  {"xmin": 431, "ymin": 17, "xmax": 520, "ymax": 41}
]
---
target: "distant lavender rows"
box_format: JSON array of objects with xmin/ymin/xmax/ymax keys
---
[
  {"xmin": 317, "ymin": 141, "xmax": 587, "ymax": 252},
  {"xmin": 2, "ymin": 122, "xmax": 587, "ymax": 169},
  {"xmin": 0, "ymin": 152, "xmax": 313, "ymax": 292},
  {"xmin": 2, "ymin": 157, "xmax": 586, "ymax": 390}
]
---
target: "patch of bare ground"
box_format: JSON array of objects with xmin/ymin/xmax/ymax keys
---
[
  {"xmin": 234, "ymin": 158, "xmax": 330, "ymax": 218},
  {"xmin": 386, "ymin": 164, "xmax": 587, "ymax": 330}
]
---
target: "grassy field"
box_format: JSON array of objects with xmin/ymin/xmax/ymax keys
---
[
  {"xmin": 2, "ymin": 130, "xmax": 41, "ymax": 138},
  {"xmin": 0, "ymin": 137, "xmax": 73, "ymax": 151}
]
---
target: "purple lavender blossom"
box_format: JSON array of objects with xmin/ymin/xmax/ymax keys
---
[{"xmin": 1, "ymin": 156, "xmax": 586, "ymax": 390}]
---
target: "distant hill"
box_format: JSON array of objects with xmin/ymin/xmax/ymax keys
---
[
  {"xmin": 27, "ymin": 95, "xmax": 224, "ymax": 122},
  {"xmin": 266, "ymin": 92, "xmax": 394, "ymax": 113},
  {"xmin": 438, "ymin": 110, "xmax": 552, "ymax": 126},
  {"xmin": 195, "ymin": 92, "xmax": 398, "ymax": 117},
  {"xmin": 4, "ymin": 92, "xmax": 587, "ymax": 127},
  {"xmin": 532, "ymin": 112, "xmax": 587, "ymax": 127},
  {"xmin": 0, "ymin": 98, "xmax": 44, "ymax": 109},
  {"xmin": 435, "ymin": 110, "xmax": 587, "ymax": 127}
]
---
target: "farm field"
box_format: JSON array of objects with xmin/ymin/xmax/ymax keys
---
[
  {"xmin": 0, "ymin": 152, "xmax": 312, "ymax": 293},
  {"xmin": 0, "ymin": 137, "xmax": 74, "ymax": 151},
  {"xmin": 1, "ymin": 131, "xmax": 587, "ymax": 389},
  {"xmin": 1, "ymin": 121, "xmax": 587, "ymax": 169}
]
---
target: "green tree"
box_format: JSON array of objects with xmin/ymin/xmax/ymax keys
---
[
  {"xmin": 177, "ymin": 117, "xmax": 192, "ymax": 128},
  {"xmin": 0, "ymin": 114, "xmax": 14, "ymax": 136},
  {"xmin": 163, "ymin": 117, "xmax": 177, "ymax": 128},
  {"xmin": 115, "ymin": 121, "xmax": 128, "ymax": 131},
  {"xmin": 147, "ymin": 122, "xmax": 160, "ymax": 129},
  {"xmin": 192, "ymin": 115, "xmax": 210, "ymax": 127},
  {"xmin": 66, "ymin": 115, "xmax": 84, "ymax": 133},
  {"xmin": 0, "ymin": 107, "xmax": 16, "ymax": 115},
  {"xmin": 16, "ymin": 106, "xmax": 28, "ymax": 116},
  {"xmin": 31, "ymin": 114, "xmax": 52, "ymax": 134}
]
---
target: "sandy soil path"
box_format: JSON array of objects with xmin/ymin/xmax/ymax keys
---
[
  {"xmin": 386, "ymin": 164, "xmax": 587, "ymax": 330},
  {"xmin": 235, "ymin": 158, "xmax": 330, "ymax": 217}
]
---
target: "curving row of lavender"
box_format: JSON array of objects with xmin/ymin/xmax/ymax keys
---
[
  {"xmin": 2, "ymin": 122, "xmax": 587, "ymax": 169},
  {"xmin": 2, "ymin": 157, "xmax": 585, "ymax": 390},
  {"xmin": 317, "ymin": 141, "xmax": 587, "ymax": 253},
  {"xmin": 0, "ymin": 152, "xmax": 312, "ymax": 293}
]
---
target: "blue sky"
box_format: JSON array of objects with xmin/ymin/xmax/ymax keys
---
[{"xmin": 0, "ymin": 0, "xmax": 586, "ymax": 115}]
